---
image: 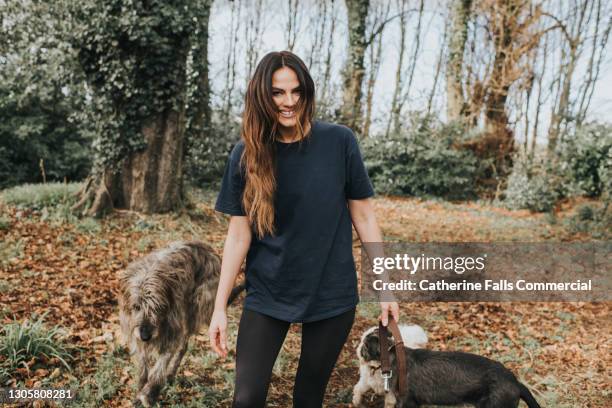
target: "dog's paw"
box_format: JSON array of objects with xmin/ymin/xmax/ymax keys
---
[
  {"xmin": 132, "ymin": 397, "xmax": 145, "ymax": 408},
  {"xmin": 134, "ymin": 393, "xmax": 151, "ymax": 408}
]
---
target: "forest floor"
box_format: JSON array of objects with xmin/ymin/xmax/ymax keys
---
[{"xmin": 0, "ymin": 188, "xmax": 609, "ymax": 407}]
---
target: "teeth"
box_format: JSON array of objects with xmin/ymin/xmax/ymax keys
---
[{"xmin": 280, "ymin": 111, "xmax": 295, "ymax": 118}]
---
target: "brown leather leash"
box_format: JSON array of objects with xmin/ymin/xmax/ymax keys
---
[{"xmin": 379, "ymin": 319, "xmax": 407, "ymax": 398}]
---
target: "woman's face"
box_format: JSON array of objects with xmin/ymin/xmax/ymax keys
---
[{"xmin": 271, "ymin": 66, "xmax": 302, "ymax": 129}]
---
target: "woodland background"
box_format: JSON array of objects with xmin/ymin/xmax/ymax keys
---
[{"xmin": 0, "ymin": 0, "xmax": 610, "ymax": 407}]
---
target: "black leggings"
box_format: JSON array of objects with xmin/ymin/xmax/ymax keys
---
[{"xmin": 232, "ymin": 307, "xmax": 356, "ymax": 408}]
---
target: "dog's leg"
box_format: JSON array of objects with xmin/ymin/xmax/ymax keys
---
[
  {"xmin": 351, "ymin": 377, "xmax": 369, "ymax": 407},
  {"xmin": 136, "ymin": 352, "xmax": 173, "ymax": 407},
  {"xmin": 136, "ymin": 355, "xmax": 149, "ymax": 392},
  {"xmin": 383, "ymin": 391, "xmax": 397, "ymax": 408},
  {"xmin": 167, "ymin": 340, "xmax": 189, "ymax": 385}
]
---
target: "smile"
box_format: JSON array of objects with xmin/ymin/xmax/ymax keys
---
[{"xmin": 280, "ymin": 110, "xmax": 295, "ymax": 118}]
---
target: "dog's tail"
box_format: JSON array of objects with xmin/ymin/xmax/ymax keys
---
[
  {"xmin": 518, "ymin": 382, "xmax": 541, "ymax": 408},
  {"xmin": 227, "ymin": 282, "xmax": 246, "ymax": 305}
]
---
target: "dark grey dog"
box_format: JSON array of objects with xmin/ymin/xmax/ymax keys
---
[
  {"xmin": 118, "ymin": 240, "xmax": 243, "ymax": 407},
  {"xmin": 356, "ymin": 325, "xmax": 542, "ymax": 408}
]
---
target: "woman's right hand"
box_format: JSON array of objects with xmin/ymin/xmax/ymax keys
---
[{"xmin": 209, "ymin": 309, "xmax": 228, "ymax": 358}]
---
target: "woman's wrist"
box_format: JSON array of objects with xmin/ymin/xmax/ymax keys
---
[{"xmin": 213, "ymin": 303, "xmax": 227, "ymax": 313}]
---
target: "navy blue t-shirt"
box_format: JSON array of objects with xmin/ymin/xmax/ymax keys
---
[{"xmin": 215, "ymin": 120, "xmax": 374, "ymax": 322}]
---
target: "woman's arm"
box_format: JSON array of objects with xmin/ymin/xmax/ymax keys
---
[
  {"xmin": 209, "ymin": 215, "xmax": 252, "ymax": 357},
  {"xmin": 348, "ymin": 198, "xmax": 400, "ymax": 326},
  {"xmin": 214, "ymin": 216, "xmax": 252, "ymax": 309}
]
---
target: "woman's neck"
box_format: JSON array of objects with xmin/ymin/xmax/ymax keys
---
[{"xmin": 277, "ymin": 122, "xmax": 311, "ymax": 143}]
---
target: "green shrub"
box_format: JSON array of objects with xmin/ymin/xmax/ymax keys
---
[
  {"xmin": 566, "ymin": 203, "xmax": 611, "ymax": 239},
  {"xmin": 559, "ymin": 122, "xmax": 612, "ymax": 197},
  {"xmin": 0, "ymin": 41, "xmax": 92, "ymax": 189},
  {"xmin": 363, "ymin": 116, "xmax": 482, "ymax": 199},
  {"xmin": 503, "ymin": 153, "xmax": 563, "ymax": 213},
  {"xmin": 0, "ymin": 182, "xmax": 82, "ymax": 210},
  {"xmin": 185, "ymin": 112, "xmax": 241, "ymax": 187},
  {"xmin": 0, "ymin": 314, "xmax": 73, "ymax": 376},
  {"xmin": 576, "ymin": 204, "xmax": 595, "ymax": 221}
]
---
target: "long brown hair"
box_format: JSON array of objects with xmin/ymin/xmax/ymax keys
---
[{"xmin": 241, "ymin": 51, "xmax": 315, "ymax": 238}]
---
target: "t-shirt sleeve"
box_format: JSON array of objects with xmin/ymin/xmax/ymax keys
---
[
  {"xmin": 345, "ymin": 130, "xmax": 375, "ymax": 200},
  {"xmin": 215, "ymin": 143, "xmax": 247, "ymax": 216}
]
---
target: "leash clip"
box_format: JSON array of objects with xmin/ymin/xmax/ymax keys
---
[{"xmin": 382, "ymin": 370, "xmax": 392, "ymax": 391}]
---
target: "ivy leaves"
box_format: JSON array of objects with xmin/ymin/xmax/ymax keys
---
[{"xmin": 70, "ymin": 0, "xmax": 208, "ymax": 173}]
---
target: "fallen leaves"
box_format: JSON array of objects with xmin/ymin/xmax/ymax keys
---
[{"xmin": 0, "ymin": 196, "xmax": 609, "ymax": 407}]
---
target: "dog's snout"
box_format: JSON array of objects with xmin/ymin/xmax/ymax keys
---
[{"xmin": 139, "ymin": 325, "xmax": 152, "ymax": 341}]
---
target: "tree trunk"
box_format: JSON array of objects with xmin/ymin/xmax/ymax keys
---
[
  {"xmin": 320, "ymin": 1, "xmax": 337, "ymax": 106},
  {"xmin": 286, "ymin": 0, "xmax": 300, "ymax": 51},
  {"xmin": 482, "ymin": 0, "xmax": 518, "ymax": 174},
  {"xmin": 427, "ymin": 21, "xmax": 448, "ymax": 116},
  {"xmin": 71, "ymin": 1, "xmax": 197, "ymax": 218},
  {"xmin": 189, "ymin": 0, "xmax": 212, "ymax": 138},
  {"xmin": 396, "ymin": 0, "xmax": 425, "ymax": 135},
  {"xmin": 547, "ymin": 41, "xmax": 578, "ymax": 154},
  {"xmin": 385, "ymin": 0, "xmax": 408, "ymax": 138},
  {"xmin": 445, "ymin": 0, "xmax": 472, "ymax": 122},
  {"xmin": 223, "ymin": 0, "xmax": 241, "ymax": 118},
  {"xmin": 547, "ymin": 0, "xmax": 591, "ymax": 154},
  {"xmin": 339, "ymin": 0, "xmax": 369, "ymax": 135},
  {"xmin": 74, "ymin": 110, "xmax": 186, "ymax": 217},
  {"xmin": 363, "ymin": 4, "xmax": 386, "ymax": 139},
  {"xmin": 245, "ymin": 0, "xmax": 264, "ymax": 84}
]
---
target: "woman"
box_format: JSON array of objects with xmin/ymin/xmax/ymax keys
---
[{"xmin": 209, "ymin": 50, "xmax": 399, "ymax": 408}]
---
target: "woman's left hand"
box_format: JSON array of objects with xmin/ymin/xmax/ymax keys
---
[{"xmin": 379, "ymin": 301, "xmax": 400, "ymax": 326}]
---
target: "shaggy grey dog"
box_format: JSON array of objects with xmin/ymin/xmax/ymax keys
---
[
  {"xmin": 118, "ymin": 240, "xmax": 243, "ymax": 407},
  {"xmin": 354, "ymin": 324, "xmax": 541, "ymax": 408}
]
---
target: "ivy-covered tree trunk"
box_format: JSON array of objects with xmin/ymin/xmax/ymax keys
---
[
  {"xmin": 188, "ymin": 0, "xmax": 213, "ymax": 143},
  {"xmin": 445, "ymin": 0, "xmax": 472, "ymax": 122},
  {"xmin": 339, "ymin": 0, "xmax": 369, "ymax": 135},
  {"xmin": 70, "ymin": 0, "xmax": 208, "ymax": 217},
  {"xmin": 481, "ymin": 0, "xmax": 520, "ymax": 177},
  {"xmin": 81, "ymin": 110, "xmax": 186, "ymax": 216}
]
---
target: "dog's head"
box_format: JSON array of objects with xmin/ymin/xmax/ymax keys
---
[
  {"xmin": 118, "ymin": 256, "xmax": 176, "ymax": 343},
  {"xmin": 357, "ymin": 324, "xmax": 428, "ymax": 363},
  {"xmin": 357, "ymin": 326, "xmax": 389, "ymax": 363}
]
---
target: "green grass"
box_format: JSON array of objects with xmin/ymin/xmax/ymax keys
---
[
  {"xmin": 1, "ymin": 182, "xmax": 82, "ymax": 209},
  {"xmin": 76, "ymin": 217, "xmax": 102, "ymax": 235},
  {"xmin": 136, "ymin": 236, "xmax": 155, "ymax": 252},
  {"xmin": 0, "ymin": 238, "xmax": 24, "ymax": 267},
  {"xmin": 0, "ymin": 313, "xmax": 74, "ymax": 382},
  {"xmin": 70, "ymin": 349, "xmax": 128, "ymax": 407},
  {"xmin": 164, "ymin": 378, "xmax": 232, "ymax": 407},
  {"xmin": 0, "ymin": 279, "xmax": 10, "ymax": 293},
  {"xmin": 44, "ymin": 202, "xmax": 79, "ymax": 224},
  {"xmin": 0, "ymin": 216, "xmax": 10, "ymax": 231}
]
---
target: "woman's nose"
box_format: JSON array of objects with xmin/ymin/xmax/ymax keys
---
[{"xmin": 284, "ymin": 92, "xmax": 296, "ymax": 107}]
